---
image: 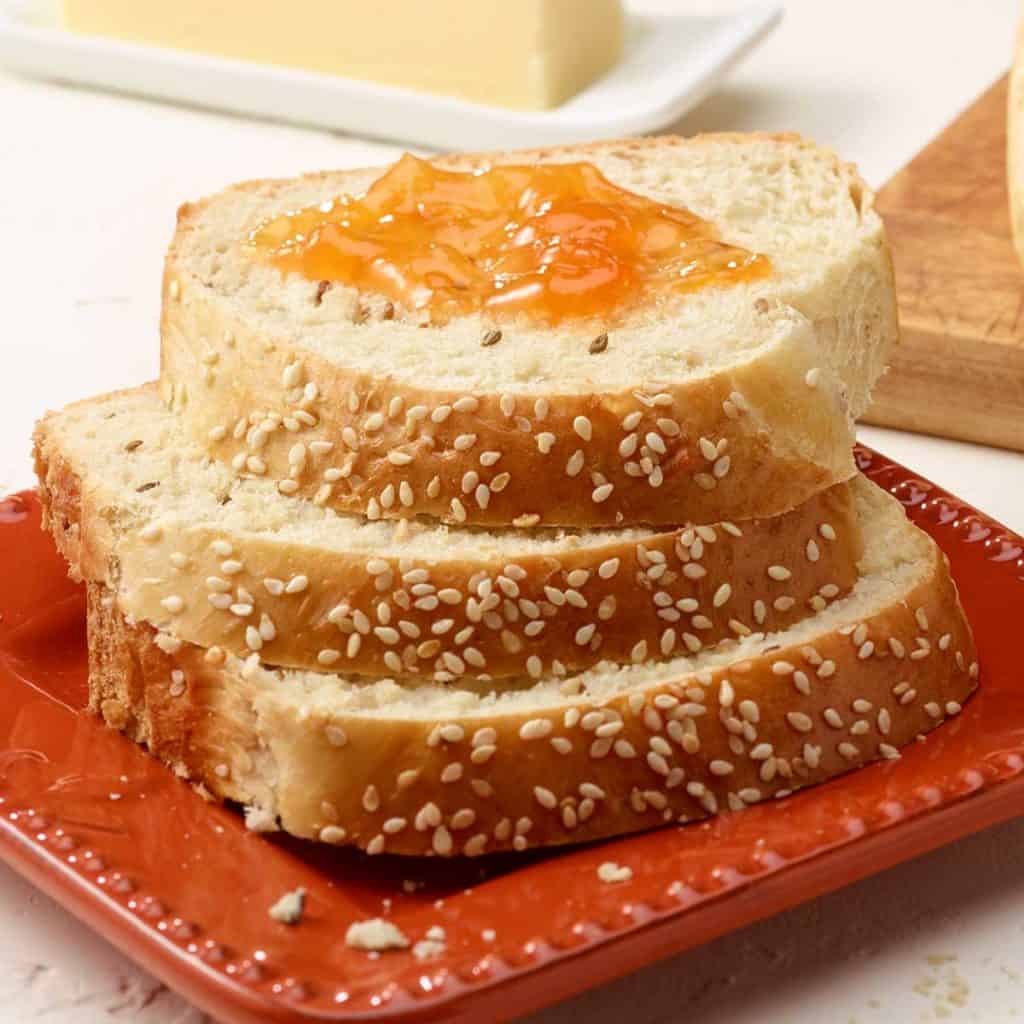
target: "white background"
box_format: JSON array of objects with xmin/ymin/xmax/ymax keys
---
[{"xmin": 2, "ymin": 1, "xmax": 1024, "ymax": 1021}]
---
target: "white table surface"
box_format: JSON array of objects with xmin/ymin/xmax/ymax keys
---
[{"xmin": 3, "ymin": 1, "xmax": 1024, "ymax": 1021}]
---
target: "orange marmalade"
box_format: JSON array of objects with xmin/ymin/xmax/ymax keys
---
[{"xmin": 250, "ymin": 154, "xmax": 770, "ymax": 325}]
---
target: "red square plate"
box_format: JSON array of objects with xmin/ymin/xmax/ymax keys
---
[{"xmin": 1, "ymin": 446, "xmax": 1021, "ymax": 1024}]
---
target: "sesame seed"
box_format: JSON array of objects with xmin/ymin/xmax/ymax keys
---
[
  {"xmin": 453, "ymin": 433, "xmax": 477, "ymax": 451},
  {"xmin": 786, "ymin": 712, "xmax": 814, "ymax": 733},
  {"xmin": 698, "ymin": 437, "xmax": 717, "ymax": 461},
  {"xmin": 819, "ymin": 523, "xmax": 837, "ymax": 541},
  {"xmin": 318, "ymin": 649, "xmax": 340, "ymax": 666},
  {"xmin": 433, "ymin": 826, "xmax": 453, "ymax": 856},
  {"xmin": 534, "ymin": 786, "xmax": 557, "ymax": 810},
  {"xmin": 838, "ymin": 742, "xmax": 859, "ymax": 761},
  {"xmin": 451, "ymin": 809, "xmax": 476, "ymax": 831},
  {"xmin": 520, "ymin": 719, "xmax": 553, "ymax": 740},
  {"xmin": 592, "ymin": 483, "xmax": 614, "ymax": 503},
  {"xmin": 285, "ymin": 575, "xmax": 309, "ymax": 594},
  {"xmin": 806, "ymin": 539, "xmax": 820, "ymax": 562},
  {"xmin": 709, "ymin": 759, "xmax": 734, "ymax": 776},
  {"xmin": 645, "ymin": 432, "xmax": 666, "ymax": 455},
  {"xmin": 805, "ymin": 367, "xmax": 821, "ymax": 388},
  {"xmin": 325, "ymin": 724, "xmax": 347, "ymax": 747},
  {"xmin": 481, "ymin": 328, "xmax": 502, "ymax": 347},
  {"xmin": 415, "ymin": 802, "xmax": 442, "ymax": 830},
  {"xmin": 571, "ymin": 415, "xmax": 594, "ymax": 443},
  {"xmin": 536, "ymin": 432, "xmax": 556, "ymax": 455},
  {"xmin": 566, "ymin": 450, "xmax": 585, "ymax": 477},
  {"xmin": 160, "ymin": 595, "xmax": 184, "ymax": 614}
]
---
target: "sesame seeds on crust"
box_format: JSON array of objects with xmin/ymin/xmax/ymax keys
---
[
  {"xmin": 125, "ymin": 483, "xmax": 862, "ymax": 682},
  {"xmin": 110, "ymin": 546, "xmax": 978, "ymax": 858}
]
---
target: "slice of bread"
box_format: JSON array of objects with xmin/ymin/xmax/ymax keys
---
[
  {"xmin": 86, "ymin": 479, "xmax": 976, "ymax": 856},
  {"xmin": 34, "ymin": 386, "xmax": 862, "ymax": 681},
  {"xmin": 161, "ymin": 134, "xmax": 897, "ymax": 528}
]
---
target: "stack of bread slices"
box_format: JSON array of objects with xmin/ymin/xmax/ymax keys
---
[{"xmin": 33, "ymin": 135, "xmax": 978, "ymax": 857}]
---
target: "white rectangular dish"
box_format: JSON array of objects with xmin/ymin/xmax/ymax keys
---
[{"xmin": 0, "ymin": 1, "xmax": 782, "ymax": 150}]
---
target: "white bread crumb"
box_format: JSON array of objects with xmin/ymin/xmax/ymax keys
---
[
  {"xmin": 411, "ymin": 925, "xmax": 447, "ymax": 960},
  {"xmin": 268, "ymin": 887, "xmax": 306, "ymax": 924},
  {"xmin": 345, "ymin": 918, "xmax": 410, "ymax": 952},
  {"xmin": 597, "ymin": 861, "xmax": 633, "ymax": 883}
]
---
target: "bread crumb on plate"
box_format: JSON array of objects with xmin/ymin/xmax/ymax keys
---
[
  {"xmin": 597, "ymin": 861, "xmax": 633, "ymax": 883},
  {"xmin": 268, "ymin": 887, "xmax": 306, "ymax": 925},
  {"xmin": 412, "ymin": 925, "xmax": 447, "ymax": 960},
  {"xmin": 345, "ymin": 917, "xmax": 410, "ymax": 952}
]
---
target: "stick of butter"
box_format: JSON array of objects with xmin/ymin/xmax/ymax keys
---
[{"xmin": 61, "ymin": 0, "xmax": 624, "ymax": 111}]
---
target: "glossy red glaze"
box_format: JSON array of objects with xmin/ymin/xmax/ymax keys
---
[{"xmin": 1, "ymin": 447, "xmax": 1021, "ymax": 1024}]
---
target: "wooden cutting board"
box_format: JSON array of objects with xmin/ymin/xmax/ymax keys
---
[{"xmin": 862, "ymin": 74, "xmax": 1024, "ymax": 452}]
